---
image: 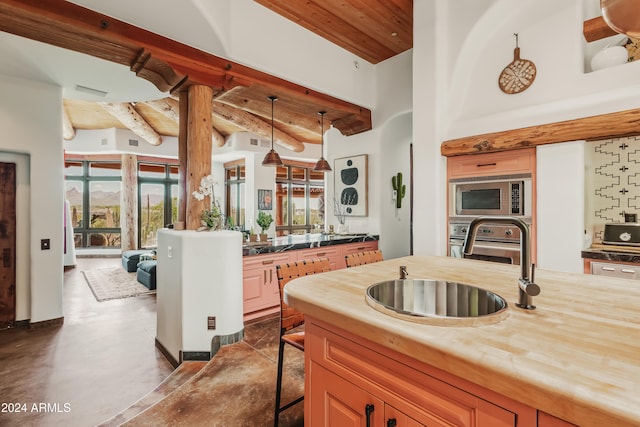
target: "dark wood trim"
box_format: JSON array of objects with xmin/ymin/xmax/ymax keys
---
[
  {"xmin": 441, "ymin": 108, "xmax": 640, "ymax": 157},
  {"xmin": 29, "ymin": 317, "xmax": 64, "ymax": 329},
  {"xmin": 155, "ymin": 337, "xmax": 179, "ymax": 369},
  {"xmin": 583, "ymin": 16, "xmax": 618, "ymax": 42}
]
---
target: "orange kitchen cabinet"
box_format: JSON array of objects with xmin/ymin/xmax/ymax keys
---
[
  {"xmin": 295, "ymin": 245, "xmax": 343, "ymax": 271},
  {"xmin": 339, "ymin": 241, "xmax": 380, "ymax": 269},
  {"xmin": 242, "ymin": 251, "xmax": 296, "ymax": 320},
  {"xmin": 311, "ymin": 365, "xmax": 427, "ymax": 427},
  {"xmin": 537, "ymin": 412, "xmax": 578, "ymax": 427},
  {"xmin": 311, "ymin": 364, "xmax": 385, "ymax": 426},
  {"xmin": 447, "ymin": 148, "xmax": 535, "ymax": 179},
  {"xmin": 307, "ymin": 319, "xmax": 527, "ymax": 427}
]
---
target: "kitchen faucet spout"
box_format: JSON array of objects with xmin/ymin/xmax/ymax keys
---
[{"xmin": 462, "ymin": 216, "xmax": 540, "ymax": 309}]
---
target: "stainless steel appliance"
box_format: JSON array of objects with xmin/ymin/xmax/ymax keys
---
[
  {"xmin": 448, "ymin": 173, "xmax": 533, "ymax": 265},
  {"xmin": 448, "ymin": 221, "xmax": 526, "ymax": 265},
  {"xmin": 449, "ymin": 174, "xmax": 532, "ymax": 217}
]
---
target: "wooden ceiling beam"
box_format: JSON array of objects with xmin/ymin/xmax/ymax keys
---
[
  {"xmin": 62, "ymin": 104, "xmax": 75, "ymax": 141},
  {"xmin": 212, "ymin": 101, "xmax": 305, "ymax": 152},
  {"xmin": 0, "ymin": 0, "xmax": 372, "ymax": 137},
  {"xmin": 99, "ymin": 102, "xmax": 162, "ymax": 146},
  {"xmin": 145, "ymin": 97, "xmax": 225, "ymax": 147},
  {"xmin": 441, "ymin": 108, "xmax": 640, "ymax": 157}
]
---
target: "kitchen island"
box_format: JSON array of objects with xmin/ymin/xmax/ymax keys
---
[{"xmin": 285, "ymin": 255, "xmax": 640, "ymax": 427}]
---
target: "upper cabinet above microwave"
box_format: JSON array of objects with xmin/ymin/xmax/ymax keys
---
[{"xmin": 447, "ymin": 148, "xmax": 536, "ymax": 179}]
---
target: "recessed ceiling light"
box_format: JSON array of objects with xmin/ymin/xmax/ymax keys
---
[{"xmin": 74, "ymin": 84, "xmax": 108, "ymax": 97}]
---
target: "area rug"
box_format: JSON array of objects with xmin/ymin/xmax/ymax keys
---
[{"xmin": 82, "ymin": 267, "xmax": 155, "ymax": 302}]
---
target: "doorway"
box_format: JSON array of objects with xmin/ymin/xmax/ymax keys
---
[{"xmin": 0, "ymin": 162, "xmax": 16, "ymax": 329}]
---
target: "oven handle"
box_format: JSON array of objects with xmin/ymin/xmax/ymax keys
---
[
  {"xmin": 449, "ymin": 239, "xmax": 521, "ymax": 251},
  {"xmin": 449, "ymin": 239, "xmax": 521, "ymax": 263}
]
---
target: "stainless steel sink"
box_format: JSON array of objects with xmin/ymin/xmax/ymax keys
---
[{"xmin": 365, "ymin": 279, "xmax": 509, "ymax": 326}]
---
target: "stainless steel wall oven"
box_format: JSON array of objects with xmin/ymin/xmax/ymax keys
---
[{"xmin": 448, "ymin": 174, "xmax": 532, "ymax": 265}]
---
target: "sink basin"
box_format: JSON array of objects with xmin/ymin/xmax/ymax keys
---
[{"xmin": 365, "ymin": 279, "xmax": 509, "ymax": 326}]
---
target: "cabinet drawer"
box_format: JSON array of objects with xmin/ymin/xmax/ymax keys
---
[
  {"xmin": 590, "ymin": 261, "xmax": 640, "ymax": 280},
  {"xmin": 447, "ymin": 149, "xmax": 534, "ymax": 179},
  {"xmin": 243, "ymin": 252, "xmax": 296, "ymax": 270},
  {"xmin": 341, "ymin": 241, "xmax": 379, "ymax": 256},
  {"xmin": 296, "ymin": 246, "xmax": 341, "ymax": 261}
]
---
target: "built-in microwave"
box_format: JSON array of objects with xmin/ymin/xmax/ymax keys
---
[{"xmin": 449, "ymin": 174, "xmax": 532, "ymax": 217}]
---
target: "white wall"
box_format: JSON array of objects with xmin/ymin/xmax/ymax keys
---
[
  {"xmin": 536, "ymin": 142, "xmax": 586, "ymax": 273},
  {"xmin": 379, "ymin": 112, "xmax": 413, "ymax": 259},
  {"xmin": 445, "ymin": 0, "xmax": 640, "ymax": 138},
  {"xmin": 375, "ymin": 50, "xmax": 414, "ymax": 258},
  {"xmin": 66, "ymin": 128, "xmax": 178, "ymax": 158},
  {"xmin": 411, "ymin": 0, "xmax": 640, "ymax": 260},
  {"xmin": 413, "ymin": 0, "xmax": 444, "ymax": 256},
  {"xmin": 0, "ymin": 75, "xmax": 64, "ymax": 322}
]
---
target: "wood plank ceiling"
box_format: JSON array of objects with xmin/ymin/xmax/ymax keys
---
[{"xmin": 0, "ymin": 0, "xmax": 413, "ymax": 150}]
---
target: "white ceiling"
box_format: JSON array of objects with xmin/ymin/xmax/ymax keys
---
[{"xmin": 0, "ymin": 31, "xmax": 164, "ymax": 102}]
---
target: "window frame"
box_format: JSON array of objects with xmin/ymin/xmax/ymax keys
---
[
  {"xmin": 275, "ymin": 160, "xmax": 325, "ymax": 235},
  {"xmin": 137, "ymin": 161, "xmax": 179, "ymax": 248},
  {"xmin": 64, "ymin": 156, "xmax": 122, "ymax": 248},
  {"xmin": 224, "ymin": 160, "xmax": 246, "ymax": 229}
]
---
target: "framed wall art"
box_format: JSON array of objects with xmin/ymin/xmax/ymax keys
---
[
  {"xmin": 258, "ymin": 189, "xmax": 273, "ymax": 210},
  {"xmin": 334, "ymin": 154, "xmax": 368, "ymax": 216}
]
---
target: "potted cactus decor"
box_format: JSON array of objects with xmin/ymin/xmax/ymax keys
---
[{"xmin": 392, "ymin": 172, "xmax": 406, "ymax": 209}]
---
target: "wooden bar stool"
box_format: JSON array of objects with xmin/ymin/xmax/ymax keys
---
[
  {"xmin": 273, "ymin": 257, "xmax": 331, "ymax": 427},
  {"xmin": 345, "ymin": 249, "xmax": 383, "ymax": 268}
]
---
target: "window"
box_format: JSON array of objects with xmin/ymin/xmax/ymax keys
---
[
  {"xmin": 224, "ymin": 161, "xmax": 246, "ymax": 229},
  {"xmin": 64, "ymin": 159, "xmax": 122, "ymax": 248},
  {"xmin": 138, "ymin": 163, "xmax": 178, "ymax": 248},
  {"xmin": 275, "ymin": 162, "xmax": 325, "ymax": 235}
]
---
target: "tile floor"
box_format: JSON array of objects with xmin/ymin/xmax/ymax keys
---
[{"xmin": 0, "ymin": 257, "xmax": 303, "ymax": 426}]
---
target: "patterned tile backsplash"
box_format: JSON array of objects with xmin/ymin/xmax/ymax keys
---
[{"xmin": 586, "ymin": 135, "xmax": 640, "ymax": 243}]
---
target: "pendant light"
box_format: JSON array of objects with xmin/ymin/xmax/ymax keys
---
[
  {"xmin": 262, "ymin": 95, "xmax": 283, "ymax": 167},
  {"xmin": 313, "ymin": 111, "xmax": 332, "ymax": 172}
]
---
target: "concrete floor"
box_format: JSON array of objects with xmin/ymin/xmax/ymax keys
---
[
  {"xmin": 0, "ymin": 257, "xmax": 304, "ymax": 427},
  {"xmin": 0, "ymin": 257, "xmax": 174, "ymax": 426}
]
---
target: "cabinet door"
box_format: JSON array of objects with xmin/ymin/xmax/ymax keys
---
[
  {"xmin": 537, "ymin": 412, "xmax": 578, "ymax": 427},
  {"xmin": 242, "ymin": 252, "xmax": 294, "ymax": 315},
  {"xmin": 447, "ymin": 149, "xmax": 534, "ymax": 179},
  {"xmin": 386, "ymin": 405, "xmax": 428, "ymax": 427},
  {"xmin": 310, "ymin": 364, "xmax": 384, "ymax": 426}
]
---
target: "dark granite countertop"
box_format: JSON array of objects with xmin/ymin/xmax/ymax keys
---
[
  {"xmin": 242, "ymin": 233, "xmax": 379, "ymax": 256},
  {"xmin": 581, "ymin": 247, "xmax": 640, "ymax": 263}
]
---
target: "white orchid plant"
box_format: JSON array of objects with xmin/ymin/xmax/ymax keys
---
[{"xmin": 192, "ymin": 174, "xmax": 224, "ymax": 230}]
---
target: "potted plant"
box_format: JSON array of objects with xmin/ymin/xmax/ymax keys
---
[
  {"xmin": 249, "ymin": 227, "xmax": 257, "ymax": 242},
  {"xmin": 257, "ymin": 211, "xmax": 274, "ymax": 242}
]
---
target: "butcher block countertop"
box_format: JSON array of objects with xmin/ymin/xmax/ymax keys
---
[{"xmin": 284, "ymin": 255, "xmax": 640, "ymax": 427}]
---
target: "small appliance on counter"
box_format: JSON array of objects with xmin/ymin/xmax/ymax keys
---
[{"xmin": 603, "ymin": 223, "xmax": 640, "ymax": 246}]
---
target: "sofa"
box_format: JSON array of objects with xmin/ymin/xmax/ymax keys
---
[
  {"xmin": 136, "ymin": 260, "xmax": 157, "ymax": 290},
  {"xmin": 122, "ymin": 249, "xmax": 151, "ymax": 272}
]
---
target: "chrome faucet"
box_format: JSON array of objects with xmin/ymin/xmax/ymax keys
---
[
  {"xmin": 399, "ymin": 265, "xmax": 408, "ymax": 280},
  {"xmin": 462, "ymin": 216, "xmax": 540, "ymax": 310}
]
